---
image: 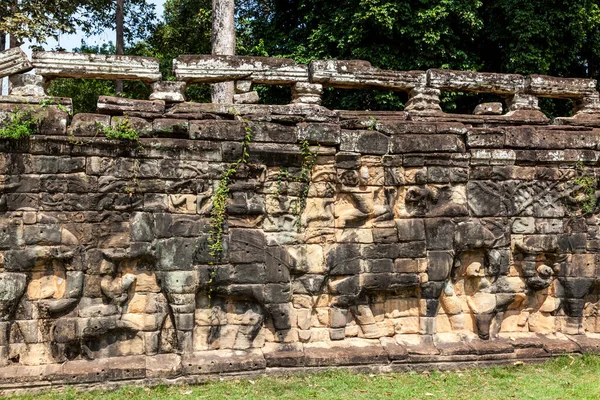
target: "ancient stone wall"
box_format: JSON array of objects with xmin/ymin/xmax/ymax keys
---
[{"xmin": 2, "ymin": 49, "xmax": 600, "ymax": 391}]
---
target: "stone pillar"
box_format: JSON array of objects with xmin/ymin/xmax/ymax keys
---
[
  {"xmin": 8, "ymin": 74, "xmax": 45, "ymax": 97},
  {"xmin": 404, "ymin": 87, "xmax": 441, "ymax": 113},
  {"xmin": 573, "ymin": 93, "xmax": 600, "ymax": 115},
  {"xmin": 150, "ymin": 81, "xmax": 187, "ymax": 103},
  {"xmin": 292, "ymin": 83, "xmax": 323, "ymax": 105},
  {"xmin": 506, "ymin": 92, "xmax": 539, "ymax": 112}
]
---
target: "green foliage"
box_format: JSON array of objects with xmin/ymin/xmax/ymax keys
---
[
  {"xmin": 572, "ymin": 161, "xmax": 598, "ymax": 215},
  {"xmin": 208, "ymin": 111, "xmax": 253, "ymax": 261},
  {"xmin": 0, "ymin": 98, "xmax": 63, "ymax": 140},
  {"xmin": 148, "ymin": 0, "xmax": 212, "ymax": 81},
  {"xmin": 366, "ymin": 116, "xmax": 377, "ymax": 130},
  {"xmin": 99, "ymin": 118, "xmax": 140, "ymax": 141},
  {"xmin": 0, "ymin": 108, "xmax": 39, "ymax": 140},
  {"xmin": 273, "ymin": 167, "xmax": 289, "ymax": 198},
  {"xmin": 0, "ymin": 0, "xmax": 155, "ymax": 45},
  {"xmin": 9, "ymin": 355, "xmax": 600, "ymax": 399},
  {"xmin": 291, "ymin": 139, "xmax": 318, "ymax": 232}
]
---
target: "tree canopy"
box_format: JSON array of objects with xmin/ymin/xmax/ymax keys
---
[
  {"xmin": 0, "ymin": 0, "xmax": 155, "ymax": 46},
  {"xmin": 24, "ymin": 0, "xmax": 600, "ymax": 114}
]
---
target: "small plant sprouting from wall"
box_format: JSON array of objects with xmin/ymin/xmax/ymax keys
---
[
  {"xmin": 365, "ymin": 115, "xmax": 377, "ymax": 130},
  {"xmin": 572, "ymin": 161, "xmax": 598, "ymax": 215},
  {"xmin": 96, "ymin": 118, "xmax": 141, "ymax": 196},
  {"xmin": 0, "ymin": 108, "xmax": 40, "ymax": 140},
  {"xmin": 291, "ymin": 139, "xmax": 319, "ymax": 232},
  {"xmin": 0, "ymin": 98, "xmax": 66, "ymax": 140},
  {"xmin": 99, "ymin": 118, "xmax": 140, "ymax": 141}
]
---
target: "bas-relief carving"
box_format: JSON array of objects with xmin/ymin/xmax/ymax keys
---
[{"xmin": 2, "ymin": 127, "xmax": 600, "ymax": 370}]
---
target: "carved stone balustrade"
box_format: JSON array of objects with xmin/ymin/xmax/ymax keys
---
[
  {"xmin": 0, "ymin": 48, "xmax": 32, "ymax": 79},
  {"xmin": 32, "ymin": 52, "xmax": 161, "ymax": 82},
  {"xmin": 1, "ymin": 48, "xmax": 600, "ymax": 117},
  {"xmin": 173, "ymin": 55, "xmax": 309, "ymax": 85}
]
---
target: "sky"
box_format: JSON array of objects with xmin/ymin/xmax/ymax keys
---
[
  {"xmin": 1, "ymin": 0, "xmax": 166, "ymax": 94},
  {"xmin": 23, "ymin": 0, "xmax": 165, "ymax": 54}
]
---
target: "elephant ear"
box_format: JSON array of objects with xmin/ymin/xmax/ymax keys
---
[{"xmin": 0, "ymin": 272, "xmax": 27, "ymax": 321}]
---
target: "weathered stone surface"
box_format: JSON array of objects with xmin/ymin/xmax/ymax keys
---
[
  {"xmin": 8, "ymin": 74, "xmax": 45, "ymax": 97},
  {"xmin": 310, "ymin": 60, "xmax": 425, "ymax": 91},
  {"xmin": 0, "ymin": 48, "xmax": 33, "ymax": 79},
  {"xmin": 473, "ymin": 102, "xmax": 503, "ymax": 115},
  {"xmin": 174, "ymin": 55, "xmax": 308, "ymax": 84},
  {"xmin": 390, "ymin": 134, "xmax": 465, "ymax": 153},
  {"xmin": 97, "ymin": 96, "xmax": 165, "ymax": 115},
  {"xmin": 526, "ymin": 75, "xmax": 596, "ymax": 98},
  {"xmin": 1, "ymin": 58, "xmax": 600, "ymax": 387},
  {"xmin": 428, "ymin": 69, "xmax": 525, "ymax": 94},
  {"xmin": 150, "ymin": 81, "xmax": 187, "ymax": 103},
  {"xmin": 292, "ymin": 82, "xmax": 323, "ymax": 105},
  {"xmin": 234, "ymin": 91, "xmax": 260, "ymax": 104},
  {"xmin": 33, "ymin": 51, "xmax": 161, "ymax": 82}
]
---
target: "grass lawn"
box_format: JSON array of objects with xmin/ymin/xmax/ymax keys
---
[{"xmin": 6, "ymin": 355, "xmax": 600, "ymax": 400}]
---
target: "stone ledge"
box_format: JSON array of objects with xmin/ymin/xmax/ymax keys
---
[{"xmin": 0, "ymin": 334, "xmax": 596, "ymax": 394}]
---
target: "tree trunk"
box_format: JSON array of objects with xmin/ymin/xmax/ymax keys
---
[
  {"xmin": 9, "ymin": 0, "xmax": 19, "ymax": 48},
  {"xmin": 115, "ymin": 0, "xmax": 125, "ymax": 95},
  {"xmin": 0, "ymin": 33, "xmax": 5, "ymax": 94},
  {"xmin": 211, "ymin": 0, "xmax": 235, "ymax": 104}
]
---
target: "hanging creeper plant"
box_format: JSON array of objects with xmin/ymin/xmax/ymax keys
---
[{"xmin": 208, "ymin": 111, "xmax": 253, "ymax": 261}]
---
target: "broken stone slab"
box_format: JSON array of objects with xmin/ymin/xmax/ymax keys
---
[
  {"xmin": 235, "ymin": 80, "xmax": 253, "ymax": 93},
  {"xmin": 32, "ymin": 51, "xmax": 161, "ymax": 82},
  {"xmin": 166, "ymin": 101, "xmax": 338, "ymax": 122},
  {"xmin": 0, "ymin": 48, "xmax": 33, "ymax": 79},
  {"xmin": 97, "ymin": 96, "xmax": 165, "ymax": 115},
  {"xmin": 310, "ymin": 59, "xmax": 426, "ymax": 91},
  {"xmin": 0, "ymin": 95, "xmax": 73, "ymax": 114},
  {"xmin": 473, "ymin": 102, "xmax": 503, "ymax": 115},
  {"xmin": 525, "ymin": 75, "xmax": 597, "ymax": 99},
  {"xmin": 173, "ymin": 55, "xmax": 309, "ymax": 85},
  {"xmin": 149, "ymin": 81, "xmax": 186, "ymax": 103},
  {"xmin": 427, "ymin": 69, "xmax": 525, "ymax": 95},
  {"xmin": 8, "ymin": 74, "xmax": 45, "ymax": 97},
  {"xmin": 234, "ymin": 91, "xmax": 260, "ymax": 104}
]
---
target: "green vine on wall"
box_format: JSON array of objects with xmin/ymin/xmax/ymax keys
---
[
  {"xmin": 272, "ymin": 167, "xmax": 289, "ymax": 199},
  {"xmin": 571, "ymin": 161, "xmax": 598, "ymax": 215},
  {"xmin": 291, "ymin": 139, "xmax": 319, "ymax": 232},
  {"xmin": 208, "ymin": 111, "xmax": 253, "ymax": 261}
]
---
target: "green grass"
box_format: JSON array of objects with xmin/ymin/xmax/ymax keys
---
[{"xmin": 7, "ymin": 355, "xmax": 600, "ymax": 400}]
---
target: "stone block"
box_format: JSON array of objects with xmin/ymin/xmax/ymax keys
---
[
  {"xmin": 0, "ymin": 48, "xmax": 33, "ymax": 78},
  {"xmin": 33, "ymin": 51, "xmax": 160, "ymax": 82},
  {"xmin": 97, "ymin": 96, "xmax": 165, "ymax": 115},
  {"xmin": 174, "ymin": 55, "xmax": 308, "ymax": 84},
  {"xmin": 390, "ymin": 134, "xmax": 465, "ymax": 153}
]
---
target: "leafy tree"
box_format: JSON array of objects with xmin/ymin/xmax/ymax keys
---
[{"xmin": 0, "ymin": 0, "xmax": 83, "ymax": 44}]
